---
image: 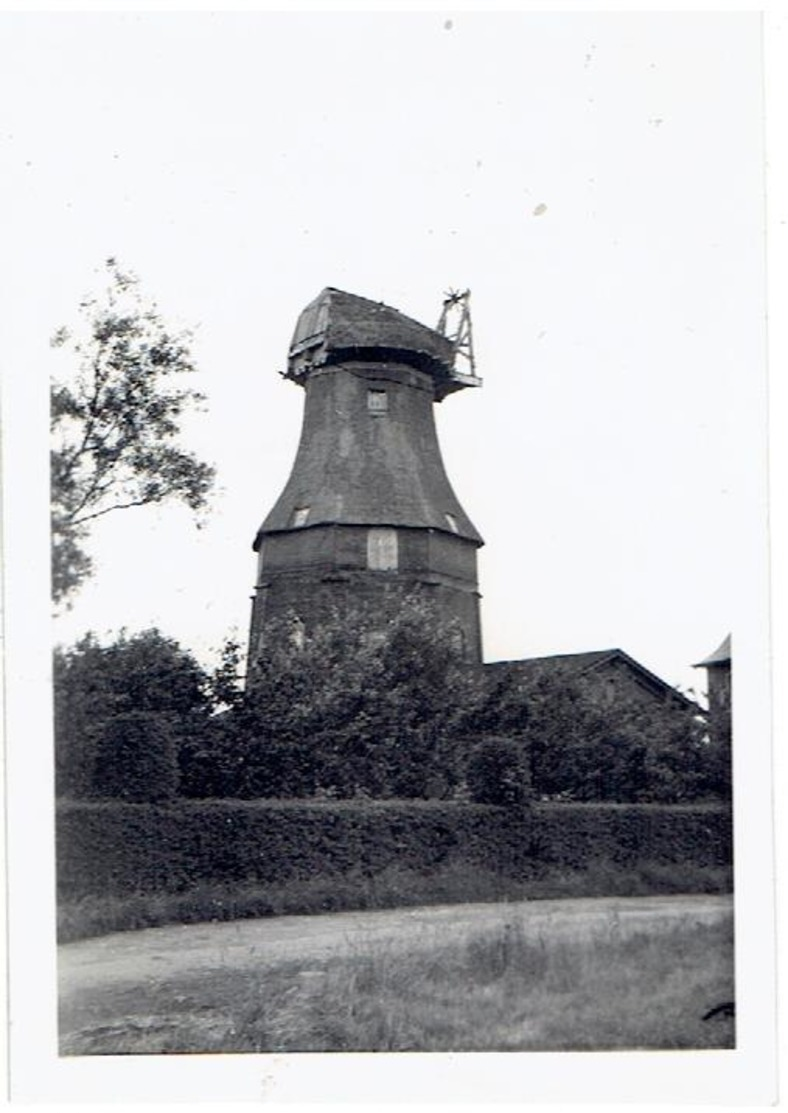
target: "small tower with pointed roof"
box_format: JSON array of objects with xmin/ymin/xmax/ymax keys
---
[
  {"xmin": 694, "ymin": 634, "xmax": 732, "ymax": 745},
  {"xmin": 248, "ymin": 288, "xmax": 484, "ymax": 672}
]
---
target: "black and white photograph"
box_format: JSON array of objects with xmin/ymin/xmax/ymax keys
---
[{"xmin": 1, "ymin": 6, "xmax": 780, "ymax": 1106}]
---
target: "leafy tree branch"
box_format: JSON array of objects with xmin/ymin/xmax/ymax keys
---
[{"xmin": 50, "ymin": 258, "xmax": 215, "ymax": 604}]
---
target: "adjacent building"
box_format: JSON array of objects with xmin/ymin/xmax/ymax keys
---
[{"xmin": 484, "ymin": 648, "xmax": 697, "ymax": 713}]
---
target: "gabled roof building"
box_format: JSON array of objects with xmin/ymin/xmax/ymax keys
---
[{"xmin": 484, "ymin": 648, "xmax": 697, "ymax": 713}]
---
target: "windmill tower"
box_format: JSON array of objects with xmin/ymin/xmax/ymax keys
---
[{"xmin": 247, "ymin": 287, "xmax": 484, "ymax": 675}]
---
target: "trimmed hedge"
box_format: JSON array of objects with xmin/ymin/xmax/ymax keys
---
[
  {"xmin": 56, "ymin": 798, "xmax": 733, "ymax": 901},
  {"xmin": 91, "ymin": 712, "xmax": 179, "ymax": 802}
]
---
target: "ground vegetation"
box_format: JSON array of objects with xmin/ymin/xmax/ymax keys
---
[{"xmin": 59, "ymin": 901, "xmax": 735, "ymax": 1052}]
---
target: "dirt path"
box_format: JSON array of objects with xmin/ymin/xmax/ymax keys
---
[{"xmin": 60, "ymin": 893, "xmax": 733, "ymax": 1003}]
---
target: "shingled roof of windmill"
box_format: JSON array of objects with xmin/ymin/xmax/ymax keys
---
[{"xmin": 286, "ymin": 288, "xmax": 480, "ymax": 398}]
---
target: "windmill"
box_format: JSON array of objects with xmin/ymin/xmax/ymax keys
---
[{"xmin": 247, "ymin": 287, "xmax": 485, "ymax": 677}]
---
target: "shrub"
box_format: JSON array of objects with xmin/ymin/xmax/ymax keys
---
[
  {"xmin": 522, "ymin": 675, "xmax": 725, "ymax": 803},
  {"xmin": 466, "ymin": 736, "xmax": 532, "ymax": 806},
  {"xmin": 91, "ymin": 712, "xmax": 179, "ymax": 802},
  {"xmin": 230, "ymin": 598, "xmax": 478, "ymax": 800},
  {"xmin": 54, "ymin": 628, "xmax": 212, "ymax": 799},
  {"xmin": 56, "ymin": 797, "xmax": 732, "ymax": 904}
]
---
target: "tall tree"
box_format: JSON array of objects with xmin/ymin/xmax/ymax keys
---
[
  {"xmin": 50, "ymin": 258, "xmax": 215, "ymax": 604},
  {"xmin": 207, "ymin": 596, "xmax": 477, "ymax": 800},
  {"xmin": 520, "ymin": 673, "xmax": 722, "ymax": 803},
  {"xmin": 54, "ymin": 627, "xmax": 212, "ymax": 798}
]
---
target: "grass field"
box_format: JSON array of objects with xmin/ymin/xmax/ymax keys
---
[
  {"xmin": 60, "ymin": 901, "xmax": 735, "ymax": 1054},
  {"xmin": 57, "ymin": 858, "xmax": 733, "ymax": 942}
]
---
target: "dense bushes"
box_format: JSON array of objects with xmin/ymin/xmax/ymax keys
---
[
  {"xmin": 53, "ymin": 610, "xmax": 731, "ymax": 806},
  {"xmin": 466, "ymin": 736, "xmax": 532, "ymax": 805},
  {"xmin": 54, "ymin": 628, "xmax": 212, "ymax": 799},
  {"xmin": 523, "ymin": 676, "xmax": 727, "ymax": 804},
  {"xmin": 527, "ymin": 802, "xmax": 732, "ymax": 870},
  {"xmin": 54, "ymin": 603, "xmax": 478, "ymax": 802},
  {"xmin": 56, "ymin": 798, "xmax": 733, "ymax": 901},
  {"xmin": 91, "ymin": 712, "xmax": 179, "ymax": 802},
  {"xmin": 224, "ymin": 600, "xmax": 475, "ymax": 800}
]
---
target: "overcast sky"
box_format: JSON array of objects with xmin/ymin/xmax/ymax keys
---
[{"xmin": 2, "ymin": 10, "xmax": 769, "ymax": 696}]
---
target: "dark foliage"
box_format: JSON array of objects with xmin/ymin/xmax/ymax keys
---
[
  {"xmin": 54, "ymin": 628, "xmax": 212, "ymax": 799},
  {"xmin": 56, "ymin": 798, "xmax": 733, "ymax": 901},
  {"xmin": 186, "ymin": 598, "xmax": 477, "ymax": 801},
  {"xmin": 466, "ymin": 736, "xmax": 532, "ymax": 806},
  {"xmin": 91, "ymin": 712, "xmax": 179, "ymax": 802},
  {"xmin": 521, "ymin": 674, "xmax": 729, "ymax": 804},
  {"xmin": 53, "ymin": 610, "xmax": 730, "ymax": 806},
  {"xmin": 459, "ymin": 671, "xmax": 530, "ymax": 738},
  {"xmin": 526, "ymin": 800, "xmax": 733, "ymax": 870}
]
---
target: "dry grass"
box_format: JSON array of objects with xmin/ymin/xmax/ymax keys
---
[
  {"xmin": 57, "ymin": 859, "xmax": 733, "ymax": 942},
  {"xmin": 60, "ymin": 905, "xmax": 734, "ymax": 1054}
]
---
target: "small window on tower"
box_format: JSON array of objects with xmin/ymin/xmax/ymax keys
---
[
  {"xmin": 291, "ymin": 506, "xmax": 310, "ymax": 527},
  {"xmin": 367, "ymin": 389, "xmax": 388, "ymax": 414},
  {"xmin": 445, "ymin": 512, "xmax": 459, "ymax": 534},
  {"xmin": 367, "ymin": 527, "xmax": 398, "ymax": 571}
]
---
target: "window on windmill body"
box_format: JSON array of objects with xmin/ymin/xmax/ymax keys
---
[
  {"xmin": 291, "ymin": 506, "xmax": 310, "ymax": 527},
  {"xmin": 367, "ymin": 527, "xmax": 398, "ymax": 571},
  {"xmin": 445, "ymin": 512, "xmax": 459, "ymax": 534},
  {"xmin": 367, "ymin": 388, "xmax": 388, "ymax": 414}
]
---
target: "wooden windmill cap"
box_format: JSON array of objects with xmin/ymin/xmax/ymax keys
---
[{"xmin": 286, "ymin": 288, "xmax": 478, "ymax": 398}]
